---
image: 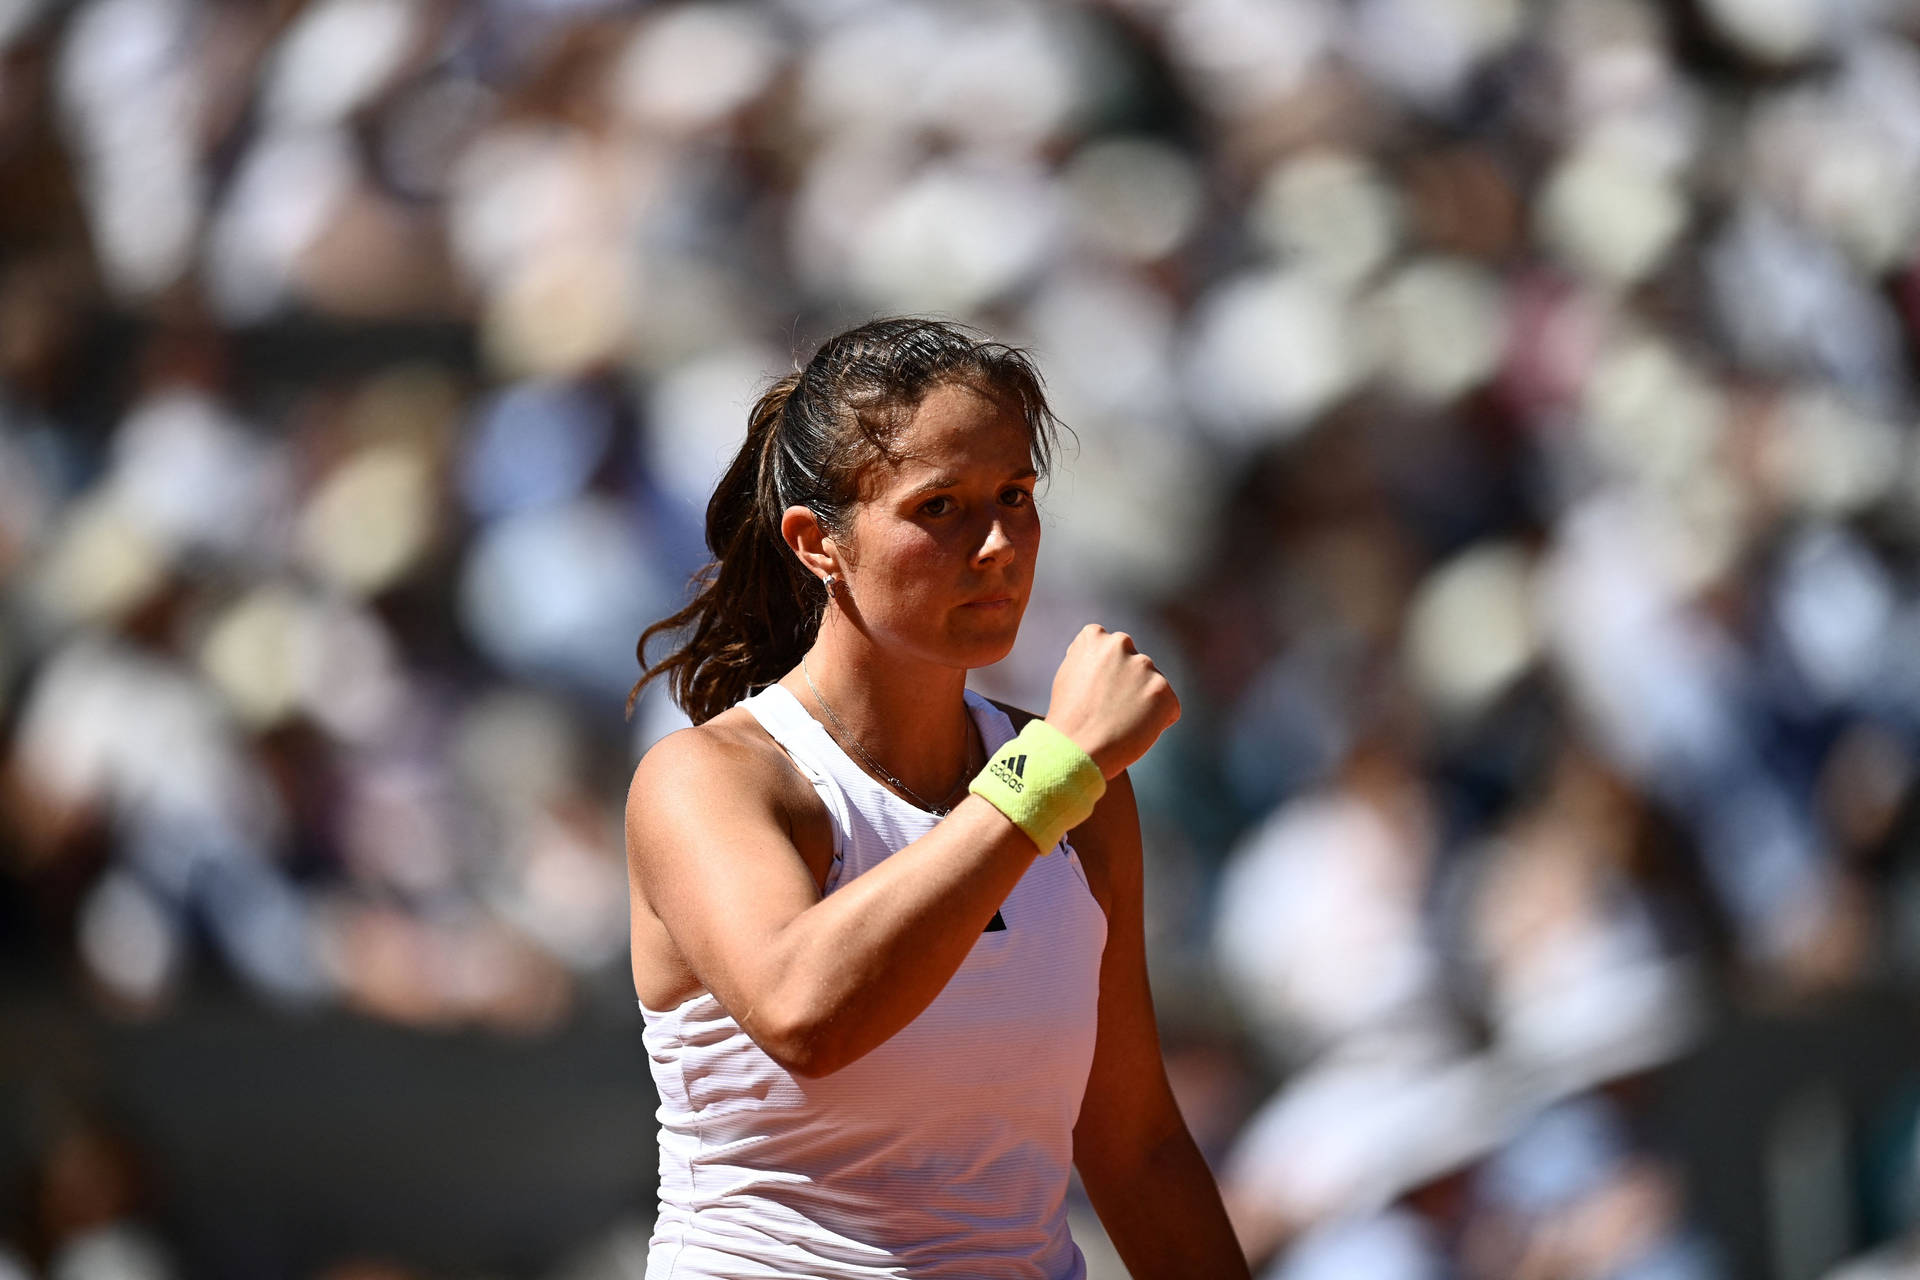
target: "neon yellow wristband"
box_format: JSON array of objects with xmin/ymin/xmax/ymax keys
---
[{"xmin": 969, "ymin": 720, "xmax": 1107, "ymax": 855}]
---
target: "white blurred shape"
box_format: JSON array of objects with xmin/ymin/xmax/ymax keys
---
[
  {"xmin": 1747, "ymin": 38, "xmax": 1920, "ymax": 273},
  {"xmin": 645, "ymin": 345, "xmax": 784, "ymax": 515},
  {"xmin": 1700, "ymin": 0, "xmax": 1829, "ymax": 63},
  {"xmin": 797, "ymin": 2, "xmax": 943, "ymax": 139},
  {"xmin": 1763, "ymin": 389, "xmax": 1901, "ymax": 516},
  {"xmin": 263, "ymin": 0, "xmax": 420, "ymax": 129},
  {"xmin": 199, "ymin": 585, "xmax": 306, "ymax": 728},
  {"xmin": 29, "ymin": 493, "xmax": 168, "ymax": 626},
  {"xmin": 1062, "ymin": 137, "xmax": 1203, "ymax": 263},
  {"xmin": 341, "ymin": 751, "xmax": 459, "ymax": 898},
  {"xmin": 460, "ymin": 496, "xmax": 668, "ymax": 694},
  {"xmin": 107, "ymin": 389, "xmax": 285, "ymax": 559},
  {"xmin": 1024, "ymin": 266, "xmax": 1180, "ymax": 420},
  {"xmin": 207, "ymin": 128, "xmax": 356, "ymax": 322},
  {"xmin": 57, "ymin": 0, "xmax": 202, "ymax": 297},
  {"xmin": 449, "ymin": 124, "xmax": 598, "ymax": 286},
  {"xmin": 612, "ymin": 4, "xmax": 783, "ymax": 134},
  {"xmin": 850, "ymin": 161, "xmax": 1059, "ymax": 313},
  {"xmin": 918, "ymin": 2, "xmax": 1079, "ymax": 148},
  {"xmin": 484, "ymin": 244, "xmax": 632, "ymax": 379},
  {"xmin": 1581, "ymin": 333, "xmax": 1726, "ymax": 490},
  {"xmin": 300, "ymin": 598, "xmax": 404, "ymax": 742},
  {"xmin": 455, "ymin": 689, "xmax": 583, "ymax": 817},
  {"xmin": 197, "ymin": 584, "xmax": 402, "ymax": 740},
  {"xmin": 78, "ymin": 870, "xmax": 183, "ymax": 1007},
  {"xmin": 1023, "ymin": 271, "xmax": 1214, "ymax": 594},
  {"xmin": 447, "ymin": 124, "xmax": 632, "ymax": 376},
  {"xmin": 1184, "ymin": 268, "xmax": 1361, "ymax": 446},
  {"xmin": 297, "ymin": 441, "xmax": 436, "ymax": 595},
  {"xmin": 1462, "ymin": 818, "xmax": 1706, "ymax": 1097},
  {"xmin": 49, "ymin": 1225, "xmax": 174, "ymax": 1280},
  {"xmin": 1706, "ymin": 201, "xmax": 1904, "ymax": 391},
  {"xmin": 0, "ymin": 0, "xmax": 44, "ymax": 48},
  {"xmin": 1536, "ymin": 492, "xmax": 1743, "ymax": 783},
  {"xmin": 789, "ymin": 136, "xmax": 916, "ymax": 296},
  {"xmin": 15, "ymin": 636, "xmax": 283, "ymax": 839},
  {"xmin": 1369, "ymin": 258, "xmax": 1505, "ymax": 402},
  {"xmin": 1165, "ymin": 0, "xmax": 1335, "ymax": 117},
  {"xmin": 1226, "ymin": 1044, "xmax": 1510, "ymax": 1223},
  {"xmin": 490, "ymin": 809, "xmax": 628, "ymax": 971},
  {"xmin": 1251, "ymin": 149, "xmax": 1400, "ymax": 286},
  {"xmin": 1214, "ymin": 794, "xmax": 1440, "ymax": 1057},
  {"xmin": 79, "ymin": 125, "xmax": 199, "ymax": 297},
  {"xmin": 1774, "ymin": 525, "xmax": 1895, "ymax": 704},
  {"xmin": 1270, "ymin": 1211, "xmax": 1446, "ymax": 1280},
  {"xmin": 1345, "ymin": 0, "xmax": 1524, "ymax": 112},
  {"xmin": 1404, "ymin": 542, "xmax": 1536, "ymax": 719},
  {"xmin": 1539, "ymin": 140, "xmax": 1686, "ymax": 286},
  {"xmin": 798, "ymin": 1, "xmax": 1077, "ymax": 148},
  {"xmin": 56, "ymin": 0, "xmax": 189, "ymax": 118}
]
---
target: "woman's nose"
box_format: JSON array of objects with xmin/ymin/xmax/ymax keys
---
[{"xmin": 976, "ymin": 517, "xmax": 1015, "ymax": 565}]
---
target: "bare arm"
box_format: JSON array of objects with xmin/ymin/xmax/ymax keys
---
[
  {"xmin": 629, "ymin": 733, "xmax": 1039, "ymax": 1077},
  {"xmin": 628, "ymin": 624, "xmax": 1178, "ymax": 1080},
  {"xmin": 1070, "ymin": 773, "xmax": 1251, "ymax": 1279}
]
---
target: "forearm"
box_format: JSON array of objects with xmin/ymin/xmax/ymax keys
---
[
  {"xmin": 1084, "ymin": 1127, "xmax": 1251, "ymax": 1280},
  {"xmin": 755, "ymin": 795, "xmax": 1037, "ymax": 1074}
]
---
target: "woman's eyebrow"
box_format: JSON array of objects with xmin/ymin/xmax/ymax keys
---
[
  {"xmin": 902, "ymin": 466, "xmax": 1038, "ymax": 499},
  {"xmin": 903, "ymin": 475, "xmax": 960, "ymax": 499}
]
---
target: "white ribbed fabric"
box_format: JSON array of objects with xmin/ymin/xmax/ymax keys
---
[{"xmin": 640, "ymin": 683, "xmax": 1108, "ymax": 1279}]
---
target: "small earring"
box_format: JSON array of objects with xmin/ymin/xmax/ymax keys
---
[{"xmin": 822, "ymin": 573, "xmax": 837, "ymax": 591}]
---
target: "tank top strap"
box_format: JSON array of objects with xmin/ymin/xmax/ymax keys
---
[
  {"xmin": 739, "ymin": 684, "xmax": 1028, "ymax": 887},
  {"xmin": 739, "ymin": 683, "xmax": 856, "ymax": 883},
  {"xmin": 742, "ymin": 683, "xmax": 1021, "ymax": 798}
]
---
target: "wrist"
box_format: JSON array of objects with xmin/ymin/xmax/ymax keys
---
[
  {"xmin": 1040, "ymin": 715, "xmax": 1120, "ymax": 779},
  {"xmin": 969, "ymin": 720, "xmax": 1107, "ymax": 855}
]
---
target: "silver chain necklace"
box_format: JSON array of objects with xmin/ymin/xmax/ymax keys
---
[{"xmin": 800, "ymin": 655, "xmax": 973, "ymax": 816}]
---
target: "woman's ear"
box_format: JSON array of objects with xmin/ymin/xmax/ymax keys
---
[{"xmin": 780, "ymin": 505, "xmax": 840, "ymax": 584}]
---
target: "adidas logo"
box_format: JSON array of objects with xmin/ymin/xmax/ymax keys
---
[
  {"xmin": 989, "ymin": 754, "xmax": 1027, "ymax": 793},
  {"xmin": 1007, "ymin": 755, "xmax": 1026, "ymax": 777}
]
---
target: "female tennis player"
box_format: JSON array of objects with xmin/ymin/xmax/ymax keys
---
[{"xmin": 625, "ymin": 318, "xmax": 1248, "ymax": 1278}]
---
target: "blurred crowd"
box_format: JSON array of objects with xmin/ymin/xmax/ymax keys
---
[{"xmin": 5, "ymin": 0, "xmax": 1920, "ymax": 1276}]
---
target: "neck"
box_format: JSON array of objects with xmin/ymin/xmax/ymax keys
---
[{"xmin": 786, "ymin": 615, "xmax": 977, "ymax": 807}]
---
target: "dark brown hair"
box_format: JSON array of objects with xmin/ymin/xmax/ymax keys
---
[{"xmin": 628, "ymin": 317, "xmax": 1064, "ymax": 724}]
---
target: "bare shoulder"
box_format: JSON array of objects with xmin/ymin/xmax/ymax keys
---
[
  {"xmin": 631, "ymin": 705, "xmax": 780, "ymax": 791},
  {"xmin": 629, "ymin": 706, "xmax": 811, "ymax": 831},
  {"xmin": 625, "ymin": 702, "xmax": 835, "ymax": 892}
]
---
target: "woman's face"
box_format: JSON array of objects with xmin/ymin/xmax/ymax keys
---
[{"xmin": 832, "ymin": 380, "xmax": 1042, "ymax": 671}]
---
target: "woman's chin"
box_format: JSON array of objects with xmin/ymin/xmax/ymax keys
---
[{"xmin": 950, "ymin": 620, "xmax": 1023, "ymax": 669}]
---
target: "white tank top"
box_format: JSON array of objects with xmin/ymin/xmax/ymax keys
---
[{"xmin": 639, "ymin": 684, "xmax": 1109, "ymax": 1279}]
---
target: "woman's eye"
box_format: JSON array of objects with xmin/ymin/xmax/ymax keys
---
[
  {"xmin": 1001, "ymin": 488, "xmax": 1033, "ymax": 507},
  {"xmin": 920, "ymin": 496, "xmax": 955, "ymax": 517}
]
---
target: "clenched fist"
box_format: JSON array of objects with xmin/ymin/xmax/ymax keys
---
[{"xmin": 1043, "ymin": 624, "xmax": 1181, "ymax": 779}]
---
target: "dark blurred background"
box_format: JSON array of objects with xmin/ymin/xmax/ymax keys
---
[{"xmin": 4, "ymin": 0, "xmax": 1920, "ymax": 1277}]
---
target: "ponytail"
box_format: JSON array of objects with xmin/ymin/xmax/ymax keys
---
[
  {"xmin": 627, "ymin": 374, "xmax": 819, "ymax": 724},
  {"xmin": 628, "ymin": 317, "xmax": 1065, "ymax": 725}
]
